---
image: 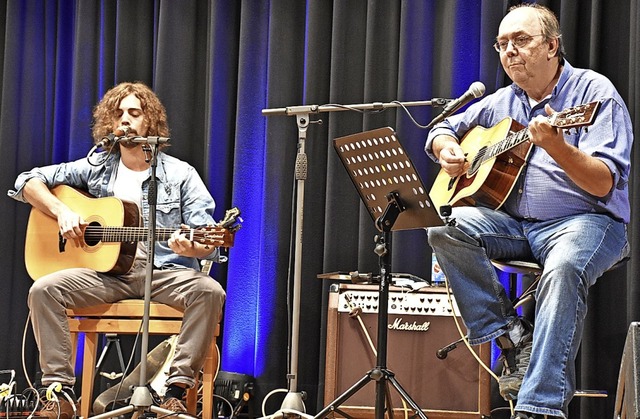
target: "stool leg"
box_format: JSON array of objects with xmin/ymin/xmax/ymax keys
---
[
  {"xmin": 186, "ymin": 382, "xmax": 198, "ymax": 415},
  {"xmin": 184, "ymin": 340, "xmax": 217, "ymax": 417},
  {"xmin": 201, "ymin": 341, "xmax": 218, "ymax": 419},
  {"xmin": 70, "ymin": 333, "xmax": 79, "ymax": 368},
  {"xmin": 81, "ymin": 332, "xmax": 99, "ymax": 418}
]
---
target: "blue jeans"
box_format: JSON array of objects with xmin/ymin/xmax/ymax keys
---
[{"xmin": 427, "ymin": 206, "xmax": 628, "ymax": 418}]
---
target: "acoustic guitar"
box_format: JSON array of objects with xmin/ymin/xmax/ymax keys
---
[
  {"xmin": 429, "ymin": 101, "xmax": 601, "ymax": 212},
  {"xmin": 24, "ymin": 185, "xmax": 237, "ymax": 279}
]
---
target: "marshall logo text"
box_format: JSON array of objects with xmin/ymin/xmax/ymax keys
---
[{"xmin": 388, "ymin": 317, "xmax": 430, "ymax": 332}]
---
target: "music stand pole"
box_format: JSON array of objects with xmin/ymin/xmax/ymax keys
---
[
  {"xmin": 315, "ymin": 193, "xmax": 427, "ymax": 419},
  {"xmin": 374, "ymin": 192, "xmax": 410, "ymax": 419},
  {"xmin": 90, "ymin": 143, "xmax": 194, "ymax": 419},
  {"xmin": 314, "ymin": 127, "xmax": 445, "ymax": 419}
]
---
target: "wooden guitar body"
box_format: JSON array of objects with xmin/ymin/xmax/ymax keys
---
[{"xmin": 25, "ymin": 186, "xmax": 140, "ymax": 279}]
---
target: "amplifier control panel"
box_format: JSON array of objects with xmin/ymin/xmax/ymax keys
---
[{"xmin": 333, "ymin": 284, "xmax": 460, "ymax": 317}]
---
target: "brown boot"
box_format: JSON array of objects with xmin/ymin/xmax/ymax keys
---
[
  {"xmin": 36, "ymin": 385, "xmax": 77, "ymax": 419},
  {"xmin": 37, "ymin": 398, "xmax": 77, "ymax": 418}
]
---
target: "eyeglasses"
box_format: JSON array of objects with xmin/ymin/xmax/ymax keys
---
[{"xmin": 493, "ymin": 34, "xmax": 545, "ymax": 52}]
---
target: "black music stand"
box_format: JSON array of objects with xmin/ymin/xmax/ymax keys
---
[{"xmin": 315, "ymin": 127, "xmax": 443, "ymax": 419}]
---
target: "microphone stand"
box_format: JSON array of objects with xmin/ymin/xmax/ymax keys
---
[
  {"xmin": 91, "ymin": 141, "xmax": 194, "ymax": 419},
  {"xmin": 261, "ymin": 98, "xmax": 448, "ymax": 418}
]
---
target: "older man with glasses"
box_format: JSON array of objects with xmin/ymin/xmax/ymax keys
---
[{"xmin": 425, "ymin": 3, "xmax": 633, "ymax": 419}]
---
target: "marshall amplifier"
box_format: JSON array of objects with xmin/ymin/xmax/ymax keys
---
[{"xmin": 323, "ymin": 283, "xmax": 491, "ymax": 419}]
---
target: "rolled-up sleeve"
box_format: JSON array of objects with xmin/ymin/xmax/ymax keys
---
[
  {"xmin": 7, "ymin": 159, "xmax": 93, "ymax": 203},
  {"xmin": 424, "ymin": 97, "xmax": 493, "ymax": 162}
]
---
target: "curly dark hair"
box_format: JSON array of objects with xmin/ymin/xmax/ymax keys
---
[{"xmin": 91, "ymin": 82, "xmax": 170, "ymax": 151}]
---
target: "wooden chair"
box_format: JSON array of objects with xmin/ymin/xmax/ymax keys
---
[{"xmin": 67, "ymin": 300, "xmax": 220, "ymax": 418}]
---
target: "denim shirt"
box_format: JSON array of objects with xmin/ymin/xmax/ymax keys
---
[
  {"xmin": 8, "ymin": 151, "xmax": 217, "ymax": 270},
  {"xmin": 425, "ymin": 60, "xmax": 633, "ymax": 223}
]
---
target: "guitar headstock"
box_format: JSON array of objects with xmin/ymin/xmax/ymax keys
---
[
  {"xmin": 188, "ymin": 207, "xmax": 242, "ymax": 248},
  {"xmin": 191, "ymin": 226, "xmax": 236, "ymax": 248},
  {"xmin": 217, "ymin": 207, "xmax": 242, "ymax": 233},
  {"xmin": 550, "ymin": 101, "xmax": 601, "ymax": 130}
]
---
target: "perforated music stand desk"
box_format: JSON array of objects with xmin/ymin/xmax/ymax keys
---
[
  {"xmin": 333, "ymin": 126, "xmax": 442, "ymax": 231},
  {"xmin": 317, "ymin": 127, "xmax": 442, "ymax": 419}
]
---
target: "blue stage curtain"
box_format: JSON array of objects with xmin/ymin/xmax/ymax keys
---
[{"xmin": 0, "ymin": 1, "xmax": 638, "ymax": 417}]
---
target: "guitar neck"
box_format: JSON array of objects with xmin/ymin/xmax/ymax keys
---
[
  {"xmin": 477, "ymin": 100, "xmax": 601, "ymax": 167},
  {"xmin": 88, "ymin": 226, "xmax": 197, "ymax": 243},
  {"xmin": 481, "ymin": 127, "xmax": 530, "ymax": 165}
]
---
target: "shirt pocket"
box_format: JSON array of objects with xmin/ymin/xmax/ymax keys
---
[{"xmin": 156, "ymin": 200, "xmax": 182, "ymax": 227}]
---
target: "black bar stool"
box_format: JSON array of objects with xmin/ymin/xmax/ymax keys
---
[{"xmin": 492, "ymin": 257, "xmax": 630, "ymax": 400}]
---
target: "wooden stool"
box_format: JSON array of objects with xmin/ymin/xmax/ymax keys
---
[{"xmin": 67, "ymin": 300, "xmax": 219, "ymax": 418}]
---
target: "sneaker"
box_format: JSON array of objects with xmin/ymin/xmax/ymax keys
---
[
  {"xmin": 159, "ymin": 396, "xmax": 188, "ymax": 413},
  {"xmin": 497, "ymin": 320, "xmax": 533, "ymax": 400},
  {"xmin": 37, "ymin": 386, "xmax": 77, "ymax": 419}
]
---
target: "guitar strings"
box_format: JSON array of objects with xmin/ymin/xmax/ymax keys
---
[
  {"xmin": 80, "ymin": 226, "xmax": 225, "ymax": 242},
  {"xmin": 474, "ymin": 127, "xmax": 529, "ymax": 165}
]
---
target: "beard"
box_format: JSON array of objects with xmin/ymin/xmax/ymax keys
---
[
  {"xmin": 120, "ymin": 141, "xmax": 139, "ymax": 149},
  {"xmin": 118, "ymin": 128, "xmax": 140, "ymax": 149}
]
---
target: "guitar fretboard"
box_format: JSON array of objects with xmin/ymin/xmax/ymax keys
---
[
  {"xmin": 468, "ymin": 101, "xmax": 600, "ymax": 175},
  {"xmin": 470, "ymin": 128, "xmax": 530, "ymax": 175},
  {"xmin": 82, "ymin": 226, "xmax": 222, "ymax": 243}
]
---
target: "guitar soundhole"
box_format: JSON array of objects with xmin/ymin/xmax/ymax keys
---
[{"xmin": 84, "ymin": 221, "xmax": 102, "ymax": 247}]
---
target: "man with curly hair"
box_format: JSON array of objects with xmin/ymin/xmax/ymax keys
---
[{"xmin": 9, "ymin": 82, "xmax": 225, "ymax": 418}]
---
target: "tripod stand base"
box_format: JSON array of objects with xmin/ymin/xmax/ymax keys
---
[
  {"xmin": 281, "ymin": 391, "xmax": 306, "ymax": 412},
  {"xmin": 315, "ymin": 367, "xmax": 427, "ymax": 419},
  {"xmin": 89, "ymin": 386, "xmax": 196, "ymax": 419},
  {"xmin": 90, "ymin": 404, "xmax": 197, "ymax": 419}
]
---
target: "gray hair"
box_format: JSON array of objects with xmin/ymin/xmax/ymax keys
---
[{"xmin": 508, "ymin": 3, "xmax": 565, "ymax": 59}]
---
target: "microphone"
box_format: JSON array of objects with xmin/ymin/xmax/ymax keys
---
[
  {"xmin": 436, "ymin": 341, "xmax": 459, "ymax": 359},
  {"xmin": 127, "ymin": 136, "xmax": 171, "ymax": 145},
  {"xmin": 95, "ymin": 126, "xmax": 130, "ymax": 149},
  {"xmin": 426, "ymin": 81, "xmax": 486, "ymax": 129}
]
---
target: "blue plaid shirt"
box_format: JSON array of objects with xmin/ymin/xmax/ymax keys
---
[
  {"xmin": 9, "ymin": 151, "xmax": 217, "ymax": 270},
  {"xmin": 425, "ymin": 60, "xmax": 632, "ymax": 223}
]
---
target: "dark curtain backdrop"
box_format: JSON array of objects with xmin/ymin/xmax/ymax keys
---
[{"xmin": 0, "ymin": 1, "xmax": 638, "ymax": 418}]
